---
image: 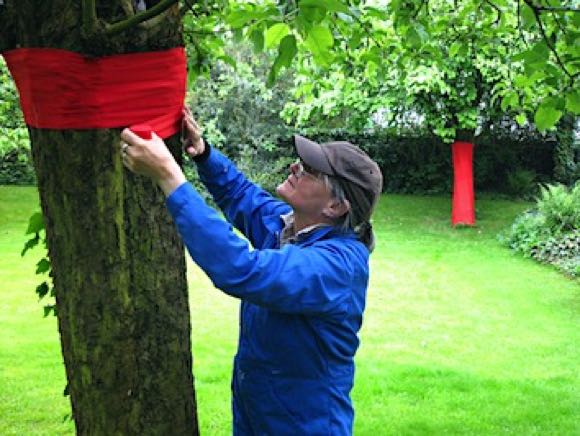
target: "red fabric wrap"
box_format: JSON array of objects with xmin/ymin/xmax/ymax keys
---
[
  {"xmin": 451, "ymin": 141, "xmax": 476, "ymax": 226},
  {"xmin": 2, "ymin": 47, "xmax": 186, "ymax": 138}
]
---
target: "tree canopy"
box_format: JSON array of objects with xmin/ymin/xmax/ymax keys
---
[{"xmin": 183, "ymin": 0, "xmax": 578, "ymax": 138}]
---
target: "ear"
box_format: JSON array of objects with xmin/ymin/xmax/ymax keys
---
[{"xmin": 322, "ymin": 198, "xmax": 351, "ymax": 220}]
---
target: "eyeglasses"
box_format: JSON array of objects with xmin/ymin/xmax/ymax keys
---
[{"xmin": 294, "ymin": 160, "xmax": 322, "ymax": 179}]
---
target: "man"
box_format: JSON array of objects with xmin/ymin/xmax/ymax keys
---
[{"xmin": 120, "ymin": 109, "xmax": 382, "ymax": 435}]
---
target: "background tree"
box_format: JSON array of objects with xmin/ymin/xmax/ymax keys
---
[{"xmin": 0, "ymin": 1, "xmax": 198, "ymax": 434}]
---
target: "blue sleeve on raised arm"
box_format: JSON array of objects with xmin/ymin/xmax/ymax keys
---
[
  {"xmin": 194, "ymin": 147, "xmax": 291, "ymax": 248},
  {"xmin": 166, "ymin": 183, "xmax": 359, "ymax": 317}
]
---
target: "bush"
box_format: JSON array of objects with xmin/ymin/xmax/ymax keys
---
[
  {"xmin": 536, "ymin": 183, "xmax": 580, "ymax": 234},
  {"xmin": 501, "ymin": 182, "xmax": 580, "ymax": 277},
  {"xmin": 0, "ymin": 127, "xmax": 36, "ymax": 185},
  {"xmin": 506, "ymin": 169, "xmax": 537, "ymax": 199},
  {"xmin": 531, "ymin": 231, "xmax": 580, "ymax": 277}
]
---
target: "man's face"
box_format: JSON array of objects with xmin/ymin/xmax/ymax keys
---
[{"xmin": 276, "ymin": 160, "xmax": 333, "ymax": 219}]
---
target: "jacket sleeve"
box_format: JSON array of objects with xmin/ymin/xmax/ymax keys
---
[
  {"xmin": 195, "ymin": 147, "xmax": 291, "ymax": 248},
  {"xmin": 167, "ymin": 182, "xmax": 355, "ymax": 317}
]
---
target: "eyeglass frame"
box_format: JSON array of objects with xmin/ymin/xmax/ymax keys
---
[{"xmin": 294, "ymin": 159, "xmax": 324, "ymax": 180}]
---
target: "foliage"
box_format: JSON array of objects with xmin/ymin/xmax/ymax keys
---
[
  {"xmin": 536, "ymin": 182, "xmax": 580, "ymax": 233},
  {"xmin": 553, "ymin": 115, "xmax": 580, "ymax": 185},
  {"xmin": 185, "ymin": 44, "xmax": 295, "ymax": 194},
  {"xmin": 0, "ymin": 57, "xmax": 23, "ymax": 128},
  {"xmin": 501, "ymin": 182, "xmax": 580, "ymax": 276},
  {"xmin": 531, "ymin": 230, "xmax": 580, "ymax": 277},
  {"xmin": 21, "ymin": 211, "xmax": 56, "ymax": 317},
  {"xmin": 506, "ymin": 168, "xmax": 538, "ymax": 199},
  {"xmin": 183, "ymin": 0, "xmax": 578, "ymax": 139},
  {"xmin": 0, "ymin": 127, "xmax": 35, "ymax": 185}
]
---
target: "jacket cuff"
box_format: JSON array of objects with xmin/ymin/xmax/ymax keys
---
[
  {"xmin": 192, "ymin": 138, "xmax": 211, "ymax": 163},
  {"xmin": 166, "ymin": 182, "xmax": 195, "ymax": 217}
]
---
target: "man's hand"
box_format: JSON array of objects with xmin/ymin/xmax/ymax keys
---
[
  {"xmin": 120, "ymin": 129, "xmax": 186, "ymax": 196},
  {"xmin": 182, "ymin": 106, "xmax": 205, "ymax": 158}
]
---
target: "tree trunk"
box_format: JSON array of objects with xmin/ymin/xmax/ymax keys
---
[
  {"xmin": 1, "ymin": 2, "xmax": 198, "ymax": 434},
  {"xmin": 451, "ymin": 129, "xmax": 476, "ymax": 226}
]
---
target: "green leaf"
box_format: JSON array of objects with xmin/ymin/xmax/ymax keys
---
[
  {"xmin": 304, "ymin": 25, "xmax": 334, "ymax": 65},
  {"xmin": 501, "ymin": 91, "xmax": 519, "ymax": 111},
  {"xmin": 534, "ymin": 105, "xmax": 563, "ymax": 131},
  {"xmin": 219, "ymin": 55, "xmax": 237, "ymax": 69},
  {"xmin": 249, "ymin": 28, "xmax": 265, "ymax": 53},
  {"xmin": 265, "ymin": 23, "xmax": 290, "ymax": 49},
  {"xmin": 565, "ymin": 91, "xmax": 580, "ymax": 114},
  {"xmin": 300, "ymin": 6, "xmax": 327, "ymax": 23},
  {"xmin": 449, "ymin": 42, "xmax": 462, "ymax": 57},
  {"xmin": 300, "ymin": 0, "xmax": 350, "ymax": 14},
  {"xmin": 276, "ymin": 35, "xmax": 298, "ymax": 69},
  {"xmin": 405, "ymin": 26, "xmax": 422, "ymax": 47},
  {"xmin": 267, "ymin": 35, "xmax": 298, "ymax": 87},
  {"xmin": 226, "ymin": 9, "xmax": 260, "ymax": 29},
  {"xmin": 43, "ymin": 304, "xmax": 56, "ymax": 318},
  {"xmin": 21, "ymin": 234, "xmax": 39, "ymax": 257},
  {"xmin": 26, "ymin": 212, "xmax": 44, "ymax": 235},
  {"xmin": 36, "ymin": 258, "xmax": 51, "ymax": 274},
  {"xmin": 36, "ymin": 282, "xmax": 49, "ymax": 299},
  {"xmin": 515, "ymin": 113, "xmax": 527, "ymax": 126},
  {"xmin": 520, "ymin": 4, "xmax": 536, "ymax": 30}
]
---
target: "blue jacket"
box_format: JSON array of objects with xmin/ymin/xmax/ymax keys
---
[{"xmin": 166, "ymin": 148, "xmax": 370, "ymax": 435}]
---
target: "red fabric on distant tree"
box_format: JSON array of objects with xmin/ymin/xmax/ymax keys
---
[
  {"xmin": 451, "ymin": 141, "xmax": 476, "ymax": 226},
  {"xmin": 3, "ymin": 47, "xmax": 186, "ymax": 139}
]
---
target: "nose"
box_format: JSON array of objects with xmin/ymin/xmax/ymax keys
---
[{"xmin": 289, "ymin": 161, "xmax": 300, "ymax": 175}]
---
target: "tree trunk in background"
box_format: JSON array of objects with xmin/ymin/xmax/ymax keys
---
[
  {"xmin": 451, "ymin": 129, "xmax": 476, "ymax": 226},
  {"xmin": 1, "ymin": 2, "xmax": 198, "ymax": 434}
]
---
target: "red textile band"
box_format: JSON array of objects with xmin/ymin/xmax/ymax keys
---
[
  {"xmin": 2, "ymin": 47, "xmax": 186, "ymax": 138},
  {"xmin": 451, "ymin": 141, "xmax": 476, "ymax": 226}
]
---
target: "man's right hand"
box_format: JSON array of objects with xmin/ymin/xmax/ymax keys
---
[{"xmin": 182, "ymin": 106, "xmax": 206, "ymax": 158}]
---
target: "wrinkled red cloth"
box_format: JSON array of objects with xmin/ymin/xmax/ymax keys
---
[
  {"xmin": 452, "ymin": 141, "xmax": 476, "ymax": 226},
  {"xmin": 2, "ymin": 47, "xmax": 186, "ymax": 138}
]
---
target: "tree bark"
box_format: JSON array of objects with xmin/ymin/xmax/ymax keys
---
[{"xmin": 1, "ymin": 2, "xmax": 198, "ymax": 434}]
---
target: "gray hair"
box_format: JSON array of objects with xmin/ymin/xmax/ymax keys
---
[
  {"xmin": 322, "ymin": 173, "xmax": 376, "ymax": 252},
  {"xmin": 322, "ymin": 174, "xmax": 353, "ymax": 232}
]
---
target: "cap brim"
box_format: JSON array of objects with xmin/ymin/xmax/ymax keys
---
[{"xmin": 293, "ymin": 135, "xmax": 334, "ymax": 175}]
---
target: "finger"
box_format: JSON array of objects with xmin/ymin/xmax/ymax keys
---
[
  {"xmin": 190, "ymin": 118, "xmax": 201, "ymax": 131},
  {"xmin": 122, "ymin": 154, "xmax": 131, "ymax": 169},
  {"xmin": 121, "ymin": 128, "xmax": 146, "ymax": 146},
  {"xmin": 185, "ymin": 145, "xmax": 197, "ymax": 156},
  {"xmin": 184, "ymin": 117, "xmax": 197, "ymax": 130}
]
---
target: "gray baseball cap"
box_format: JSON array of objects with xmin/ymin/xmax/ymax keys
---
[
  {"xmin": 294, "ymin": 134, "xmax": 383, "ymax": 252},
  {"xmin": 293, "ymin": 134, "xmax": 383, "ymax": 210}
]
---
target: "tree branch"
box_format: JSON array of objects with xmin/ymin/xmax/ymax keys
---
[
  {"xmin": 536, "ymin": 6, "xmax": 579, "ymax": 13},
  {"xmin": 81, "ymin": 0, "xmax": 98, "ymax": 35},
  {"xmin": 524, "ymin": 0, "xmax": 574, "ymax": 80},
  {"xmin": 106, "ymin": 0, "xmax": 178, "ymax": 36},
  {"xmin": 516, "ymin": 0, "xmax": 529, "ymax": 47},
  {"xmin": 119, "ymin": 0, "xmax": 135, "ymax": 18},
  {"xmin": 483, "ymin": 0, "xmax": 502, "ymax": 24},
  {"xmin": 412, "ymin": 0, "xmax": 428, "ymax": 19}
]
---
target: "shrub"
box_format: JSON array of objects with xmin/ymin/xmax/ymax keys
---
[
  {"xmin": 0, "ymin": 127, "xmax": 36, "ymax": 185},
  {"xmin": 501, "ymin": 182, "xmax": 580, "ymax": 277},
  {"xmin": 506, "ymin": 169, "xmax": 537, "ymax": 199},
  {"xmin": 531, "ymin": 231, "xmax": 580, "ymax": 277},
  {"xmin": 536, "ymin": 183, "xmax": 580, "ymax": 234}
]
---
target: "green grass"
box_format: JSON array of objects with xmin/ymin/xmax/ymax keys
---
[{"xmin": 0, "ymin": 186, "xmax": 578, "ymax": 435}]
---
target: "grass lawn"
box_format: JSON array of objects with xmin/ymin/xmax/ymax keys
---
[{"xmin": 0, "ymin": 186, "xmax": 578, "ymax": 435}]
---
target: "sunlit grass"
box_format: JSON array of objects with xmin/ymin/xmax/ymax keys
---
[{"xmin": 0, "ymin": 186, "xmax": 578, "ymax": 435}]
